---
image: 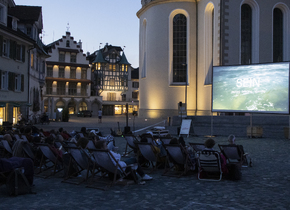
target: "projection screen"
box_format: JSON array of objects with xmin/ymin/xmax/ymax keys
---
[{"xmin": 212, "ymin": 62, "xmax": 290, "ymax": 114}]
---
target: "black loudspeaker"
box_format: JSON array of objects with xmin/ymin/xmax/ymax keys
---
[
  {"xmin": 124, "ymin": 126, "xmax": 131, "ymax": 134},
  {"xmin": 179, "ymin": 102, "xmax": 183, "ymax": 107}
]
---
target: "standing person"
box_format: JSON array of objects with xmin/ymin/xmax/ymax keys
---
[{"xmin": 98, "ymin": 109, "xmax": 102, "ymax": 123}]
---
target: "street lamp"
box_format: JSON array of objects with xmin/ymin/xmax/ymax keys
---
[{"xmin": 181, "ymin": 63, "xmax": 187, "ymax": 116}]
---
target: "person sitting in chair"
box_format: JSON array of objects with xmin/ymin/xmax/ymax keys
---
[
  {"xmin": 228, "ymin": 134, "xmax": 250, "ymax": 166},
  {"xmin": 95, "ymin": 140, "xmax": 153, "ymax": 182},
  {"xmin": 203, "ymin": 138, "xmax": 228, "ymax": 175}
]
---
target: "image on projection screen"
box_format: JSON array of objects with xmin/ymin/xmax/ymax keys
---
[{"xmin": 212, "ymin": 62, "xmax": 290, "ymax": 114}]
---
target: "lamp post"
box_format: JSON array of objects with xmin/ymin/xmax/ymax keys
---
[{"xmin": 182, "ymin": 63, "xmax": 187, "ymax": 116}]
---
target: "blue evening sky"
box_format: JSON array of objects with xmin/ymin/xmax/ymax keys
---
[{"xmin": 15, "ymin": 0, "xmax": 141, "ymax": 68}]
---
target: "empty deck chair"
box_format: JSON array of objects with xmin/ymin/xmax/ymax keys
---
[
  {"xmin": 87, "ymin": 149, "xmax": 137, "ymax": 190},
  {"xmin": 197, "ymin": 150, "xmax": 222, "ymax": 181},
  {"xmin": 123, "ymin": 134, "xmax": 138, "ymax": 156},
  {"xmin": 163, "ymin": 144, "xmax": 194, "ymax": 177}
]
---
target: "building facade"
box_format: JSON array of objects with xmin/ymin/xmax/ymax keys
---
[
  {"xmin": 9, "ymin": 5, "xmax": 49, "ymax": 119},
  {"xmin": 137, "ymin": 0, "xmax": 290, "ymax": 118},
  {"xmin": 43, "ymin": 31, "xmax": 98, "ymax": 119},
  {"xmin": 88, "ymin": 44, "xmax": 139, "ymax": 116},
  {"xmin": 0, "ymin": 0, "xmax": 37, "ymax": 125}
]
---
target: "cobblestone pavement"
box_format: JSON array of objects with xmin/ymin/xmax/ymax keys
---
[{"xmin": 1, "ymin": 116, "xmax": 290, "ymax": 209}]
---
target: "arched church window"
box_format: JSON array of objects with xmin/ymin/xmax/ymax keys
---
[
  {"xmin": 273, "ymin": 8, "xmax": 283, "ymax": 62},
  {"xmin": 173, "ymin": 14, "xmax": 187, "ymax": 83},
  {"xmin": 241, "ymin": 4, "xmax": 252, "ymax": 65}
]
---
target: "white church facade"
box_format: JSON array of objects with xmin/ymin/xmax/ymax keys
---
[{"xmin": 137, "ymin": 0, "xmax": 290, "ymax": 118}]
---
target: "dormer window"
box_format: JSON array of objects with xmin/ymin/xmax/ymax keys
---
[
  {"xmin": 12, "ymin": 18, "xmax": 17, "ymax": 30},
  {"xmin": 66, "ymin": 40, "xmax": 70, "ymax": 47},
  {"xmin": 0, "ymin": 4, "xmax": 5, "ymax": 25}
]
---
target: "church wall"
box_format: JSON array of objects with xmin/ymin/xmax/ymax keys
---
[
  {"xmin": 138, "ymin": 1, "xmax": 197, "ymax": 118},
  {"xmin": 196, "ymin": 0, "xmax": 220, "ymax": 115},
  {"xmin": 225, "ymin": 0, "xmax": 290, "ymax": 65}
]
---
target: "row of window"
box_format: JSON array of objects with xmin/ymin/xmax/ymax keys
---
[
  {"xmin": 107, "ymin": 92, "xmax": 138, "ymax": 102},
  {"xmin": 47, "ymin": 65, "xmax": 87, "ymax": 79},
  {"xmin": 46, "ymin": 81, "xmax": 88, "ymax": 96},
  {"xmin": 0, "ymin": 70, "xmax": 24, "ymax": 92},
  {"xmin": 95, "ymin": 63, "xmax": 128, "ymax": 72},
  {"xmin": 0, "ymin": 36, "xmax": 26, "ymax": 62},
  {"xmin": 59, "ymin": 51, "xmax": 77, "ymax": 63}
]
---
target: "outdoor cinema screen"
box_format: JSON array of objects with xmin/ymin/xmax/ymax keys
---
[{"xmin": 212, "ymin": 62, "xmax": 290, "ymax": 114}]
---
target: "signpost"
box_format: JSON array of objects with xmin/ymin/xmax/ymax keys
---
[{"xmin": 179, "ymin": 119, "xmax": 192, "ymax": 137}]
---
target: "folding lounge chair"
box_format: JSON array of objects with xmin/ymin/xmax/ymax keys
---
[
  {"xmin": 197, "ymin": 150, "xmax": 222, "ymax": 181},
  {"xmin": 135, "ymin": 142, "xmax": 162, "ymax": 173},
  {"xmin": 163, "ymin": 144, "xmax": 194, "ymax": 177},
  {"xmin": 142, "ymin": 134, "xmax": 154, "ymax": 144},
  {"xmin": 35, "ymin": 144, "xmax": 63, "ymax": 178},
  {"xmin": 218, "ymin": 144, "xmax": 249, "ymax": 167},
  {"xmin": 0, "ymin": 140, "xmax": 13, "ymax": 158},
  {"xmin": 189, "ymin": 143, "xmax": 206, "ymax": 153},
  {"xmin": 159, "ymin": 137, "xmax": 172, "ymax": 145},
  {"xmin": 62, "ymin": 147, "xmax": 98, "ymax": 185},
  {"xmin": 86, "ymin": 140, "xmax": 97, "ymax": 150},
  {"xmin": 87, "ymin": 149, "xmax": 137, "ymax": 190},
  {"xmin": 123, "ymin": 134, "xmax": 138, "ymax": 156},
  {"xmin": 0, "ymin": 167, "xmax": 33, "ymax": 196}
]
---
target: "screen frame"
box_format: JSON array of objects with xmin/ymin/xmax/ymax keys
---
[{"xmin": 211, "ymin": 62, "xmax": 290, "ymax": 114}]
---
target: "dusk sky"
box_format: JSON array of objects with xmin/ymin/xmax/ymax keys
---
[{"xmin": 15, "ymin": 0, "xmax": 141, "ymax": 68}]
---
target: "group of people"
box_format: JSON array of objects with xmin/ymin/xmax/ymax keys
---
[{"xmin": 0, "ymin": 122, "xmax": 247, "ymax": 194}]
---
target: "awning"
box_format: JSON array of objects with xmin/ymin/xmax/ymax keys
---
[{"xmin": 0, "ymin": 102, "xmax": 6, "ymax": 107}]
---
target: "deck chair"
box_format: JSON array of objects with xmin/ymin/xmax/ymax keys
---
[
  {"xmin": 197, "ymin": 150, "xmax": 222, "ymax": 181},
  {"xmin": 218, "ymin": 144, "xmax": 248, "ymax": 167},
  {"xmin": 86, "ymin": 140, "xmax": 97, "ymax": 150},
  {"xmin": 142, "ymin": 134, "xmax": 154, "ymax": 144},
  {"xmin": 87, "ymin": 149, "xmax": 137, "ymax": 190},
  {"xmin": 22, "ymin": 143, "xmax": 35, "ymax": 160},
  {"xmin": 163, "ymin": 144, "xmax": 194, "ymax": 177},
  {"xmin": 62, "ymin": 147, "xmax": 98, "ymax": 185},
  {"xmin": 14, "ymin": 134, "xmax": 22, "ymax": 141},
  {"xmin": 159, "ymin": 136, "xmax": 172, "ymax": 145},
  {"xmin": 0, "ymin": 167, "xmax": 33, "ymax": 196},
  {"xmin": 123, "ymin": 134, "xmax": 138, "ymax": 156},
  {"xmin": 0, "ymin": 140, "xmax": 13, "ymax": 158},
  {"xmin": 189, "ymin": 143, "xmax": 206, "ymax": 153},
  {"xmin": 35, "ymin": 144, "xmax": 63, "ymax": 178},
  {"xmin": 135, "ymin": 142, "xmax": 162, "ymax": 173}
]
